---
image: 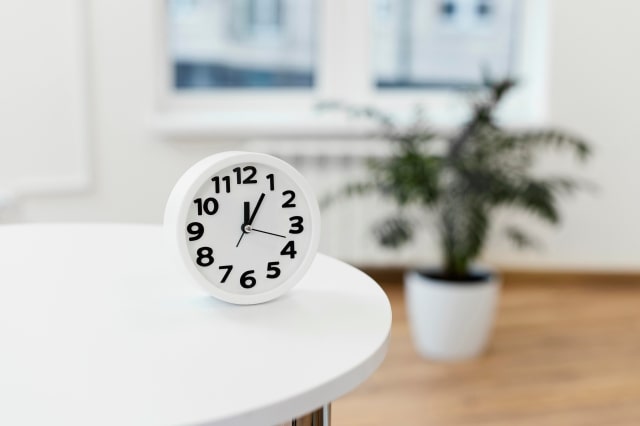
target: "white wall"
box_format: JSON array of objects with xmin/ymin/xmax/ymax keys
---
[
  {"xmin": 0, "ymin": 0, "xmax": 89, "ymax": 200},
  {"xmin": 6, "ymin": 0, "xmax": 640, "ymax": 270},
  {"xmin": 15, "ymin": 0, "xmax": 239, "ymax": 223},
  {"xmin": 486, "ymin": 0, "xmax": 640, "ymax": 271}
]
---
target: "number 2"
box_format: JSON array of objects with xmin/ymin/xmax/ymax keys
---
[{"xmin": 282, "ymin": 190, "xmax": 296, "ymax": 208}]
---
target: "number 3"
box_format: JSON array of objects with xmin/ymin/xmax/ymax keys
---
[{"xmin": 288, "ymin": 216, "xmax": 303, "ymax": 234}]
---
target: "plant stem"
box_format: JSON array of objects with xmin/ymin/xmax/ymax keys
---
[{"xmin": 440, "ymin": 208, "xmax": 469, "ymax": 278}]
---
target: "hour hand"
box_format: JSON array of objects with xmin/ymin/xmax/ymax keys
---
[
  {"xmin": 243, "ymin": 201, "xmax": 250, "ymax": 226},
  {"xmin": 236, "ymin": 202, "xmax": 252, "ymax": 248}
]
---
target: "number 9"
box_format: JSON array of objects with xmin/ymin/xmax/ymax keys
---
[{"xmin": 187, "ymin": 222, "xmax": 204, "ymax": 241}]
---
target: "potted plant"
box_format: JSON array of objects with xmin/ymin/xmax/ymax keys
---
[{"xmin": 321, "ymin": 79, "xmax": 592, "ymax": 361}]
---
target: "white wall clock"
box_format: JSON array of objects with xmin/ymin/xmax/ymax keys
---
[{"xmin": 164, "ymin": 152, "xmax": 321, "ymax": 305}]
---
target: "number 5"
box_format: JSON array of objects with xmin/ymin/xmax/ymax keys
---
[{"xmin": 266, "ymin": 261, "xmax": 281, "ymax": 279}]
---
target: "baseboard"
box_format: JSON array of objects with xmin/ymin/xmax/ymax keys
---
[{"xmin": 360, "ymin": 266, "xmax": 640, "ymax": 286}]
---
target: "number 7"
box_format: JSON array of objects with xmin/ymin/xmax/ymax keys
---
[{"xmin": 219, "ymin": 265, "xmax": 233, "ymax": 283}]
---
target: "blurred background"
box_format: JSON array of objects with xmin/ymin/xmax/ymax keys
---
[
  {"xmin": 1, "ymin": 0, "xmax": 640, "ymax": 424},
  {"xmin": 1, "ymin": 0, "xmax": 638, "ymax": 271}
]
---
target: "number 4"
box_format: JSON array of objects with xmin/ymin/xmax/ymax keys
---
[{"xmin": 280, "ymin": 241, "xmax": 297, "ymax": 259}]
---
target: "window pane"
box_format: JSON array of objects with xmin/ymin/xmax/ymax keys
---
[
  {"xmin": 373, "ymin": 0, "xmax": 520, "ymax": 89},
  {"xmin": 168, "ymin": 0, "xmax": 316, "ymax": 89}
]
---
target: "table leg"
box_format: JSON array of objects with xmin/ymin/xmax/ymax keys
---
[{"xmin": 278, "ymin": 403, "xmax": 331, "ymax": 426}]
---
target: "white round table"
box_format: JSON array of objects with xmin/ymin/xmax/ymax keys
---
[{"xmin": 0, "ymin": 224, "xmax": 391, "ymax": 426}]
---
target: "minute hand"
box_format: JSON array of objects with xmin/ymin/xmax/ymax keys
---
[
  {"xmin": 251, "ymin": 228, "xmax": 286, "ymax": 238},
  {"xmin": 247, "ymin": 193, "xmax": 265, "ymax": 225}
]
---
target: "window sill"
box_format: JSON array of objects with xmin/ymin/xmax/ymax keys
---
[
  {"xmin": 150, "ymin": 110, "xmax": 379, "ymax": 140},
  {"xmin": 151, "ymin": 105, "xmax": 546, "ymax": 141}
]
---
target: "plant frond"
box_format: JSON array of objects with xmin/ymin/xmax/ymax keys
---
[
  {"xmin": 498, "ymin": 179, "xmax": 561, "ymax": 224},
  {"xmin": 316, "ymin": 101, "xmax": 395, "ymax": 130},
  {"xmin": 544, "ymin": 176, "xmax": 586, "ymax": 194},
  {"xmin": 487, "ymin": 78, "xmax": 518, "ymax": 103},
  {"xmin": 373, "ymin": 216, "xmax": 414, "ymax": 248},
  {"xmin": 504, "ymin": 226, "xmax": 539, "ymax": 249},
  {"xmin": 372, "ymin": 153, "xmax": 442, "ymax": 206},
  {"xmin": 490, "ymin": 129, "xmax": 592, "ymax": 161},
  {"xmin": 458, "ymin": 167, "xmax": 564, "ymax": 224},
  {"xmin": 319, "ymin": 181, "xmax": 378, "ymax": 209}
]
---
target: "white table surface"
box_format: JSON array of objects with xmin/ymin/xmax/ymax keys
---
[{"xmin": 0, "ymin": 224, "xmax": 391, "ymax": 426}]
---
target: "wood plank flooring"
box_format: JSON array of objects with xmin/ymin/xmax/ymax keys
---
[{"xmin": 333, "ymin": 278, "xmax": 640, "ymax": 425}]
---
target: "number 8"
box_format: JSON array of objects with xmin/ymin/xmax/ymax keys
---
[{"xmin": 196, "ymin": 247, "xmax": 214, "ymax": 266}]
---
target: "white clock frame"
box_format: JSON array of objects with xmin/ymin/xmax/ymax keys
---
[{"xmin": 164, "ymin": 151, "xmax": 321, "ymax": 305}]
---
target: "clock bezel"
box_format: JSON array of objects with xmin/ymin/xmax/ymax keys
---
[{"xmin": 164, "ymin": 151, "xmax": 321, "ymax": 305}]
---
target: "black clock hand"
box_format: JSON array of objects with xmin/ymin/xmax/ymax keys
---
[
  {"xmin": 237, "ymin": 193, "xmax": 266, "ymax": 248},
  {"xmin": 251, "ymin": 228, "xmax": 286, "ymax": 238},
  {"xmin": 247, "ymin": 193, "xmax": 265, "ymax": 225},
  {"xmin": 236, "ymin": 202, "xmax": 252, "ymax": 248},
  {"xmin": 235, "ymin": 231, "xmax": 246, "ymax": 248},
  {"xmin": 243, "ymin": 201, "xmax": 250, "ymax": 226}
]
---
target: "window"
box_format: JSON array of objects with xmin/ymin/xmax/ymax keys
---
[
  {"xmin": 168, "ymin": 0, "xmax": 315, "ymax": 89},
  {"xmin": 373, "ymin": 0, "xmax": 520, "ymax": 88},
  {"xmin": 157, "ymin": 0, "xmax": 546, "ymax": 137}
]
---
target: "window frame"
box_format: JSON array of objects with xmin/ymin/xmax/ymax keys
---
[{"xmin": 152, "ymin": 0, "xmax": 549, "ymax": 140}]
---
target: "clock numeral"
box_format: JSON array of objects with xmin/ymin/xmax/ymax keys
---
[
  {"xmin": 280, "ymin": 241, "xmax": 297, "ymax": 259},
  {"xmin": 266, "ymin": 173, "xmax": 275, "ymax": 191},
  {"xmin": 193, "ymin": 197, "xmax": 219, "ymax": 216},
  {"xmin": 219, "ymin": 265, "xmax": 233, "ymax": 283},
  {"xmin": 211, "ymin": 175, "xmax": 231, "ymax": 193},
  {"xmin": 266, "ymin": 261, "xmax": 281, "ymax": 279},
  {"xmin": 196, "ymin": 247, "xmax": 214, "ymax": 267},
  {"xmin": 187, "ymin": 222, "xmax": 204, "ymax": 241},
  {"xmin": 282, "ymin": 190, "xmax": 296, "ymax": 208},
  {"xmin": 289, "ymin": 216, "xmax": 304, "ymax": 234},
  {"xmin": 232, "ymin": 166, "xmax": 258, "ymax": 185},
  {"xmin": 240, "ymin": 270, "xmax": 257, "ymax": 288}
]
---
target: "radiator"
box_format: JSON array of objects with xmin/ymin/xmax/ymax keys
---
[{"xmin": 244, "ymin": 140, "xmax": 436, "ymax": 267}]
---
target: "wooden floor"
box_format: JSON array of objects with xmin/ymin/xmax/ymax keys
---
[{"xmin": 333, "ymin": 277, "xmax": 640, "ymax": 425}]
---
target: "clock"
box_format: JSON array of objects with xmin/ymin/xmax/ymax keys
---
[{"xmin": 164, "ymin": 151, "xmax": 321, "ymax": 305}]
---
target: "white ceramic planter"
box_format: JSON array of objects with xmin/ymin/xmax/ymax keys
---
[{"xmin": 404, "ymin": 269, "xmax": 500, "ymax": 361}]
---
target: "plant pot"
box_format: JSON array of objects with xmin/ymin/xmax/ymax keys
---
[{"xmin": 404, "ymin": 268, "xmax": 500, "ymax": 361}]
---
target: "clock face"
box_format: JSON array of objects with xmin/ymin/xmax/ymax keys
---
[{"xmin": 165, "ymin": 152, "xmax": 321, "ymax": 304}]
